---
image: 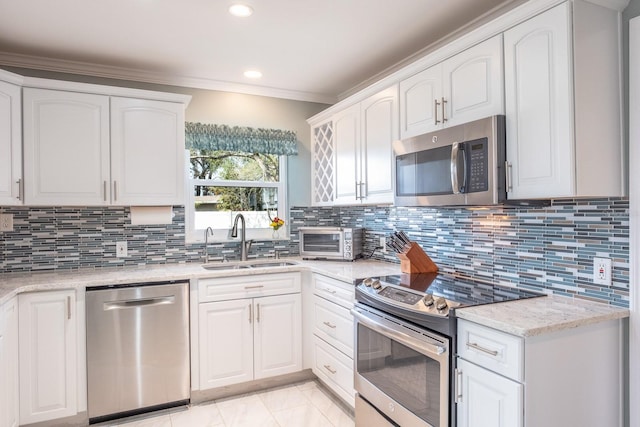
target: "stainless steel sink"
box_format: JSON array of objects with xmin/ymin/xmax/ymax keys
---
[
  {"xmin": 201, "ymin": 263, "xmax": 252, "ymax": 271},
  {"xmin": 248, "ymin": 261, "xmax": 298, "ymax": 268},
  {"xmin": 201, "ymin": 260, "xmax": 297, "ymax": 271}
]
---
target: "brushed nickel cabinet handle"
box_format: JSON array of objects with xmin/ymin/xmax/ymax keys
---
[
  {"xmin": 16, "ymin": 179, "xmax": 21, "ymax": 200},
  {"xmin": 323, "ymin": 321, "xmax": 336, "ymax": 329},
  {"xmin": 441, "ymin": 97, "xmax": 448, "ymax": 123},
  {"xmin": 256, "ymin": 303, "xmax": 260, "ymax": 323},
  {"xmin": 67, "ymin": 296, "xmax": 72, "ymax": 320},
  {"xmin": 466, "ymin": 341, "xmax": 499, "ymax": 356},
  {"xmin": 323, "ymin": 364, "xmax": 337, "ymax": 374},
  {"xmin": 103, "ymin": 181, "xmax": 107, "ymax": 202},
  {"xmin": 505, "ymin": 161, "xmax": 513, "ymax": 192},
  {"xmin": 244, "ymin": 285, "xmax": 264, "ymax": 290},
  {"xmin": 455, "ymin": 368, "xmax": 463, "ymax": 403},
  {"xmin": 113, "ymin": 181, "xmax": 118, "ymax": 201},
  {"xmin": 324, "ymin": 288, "xmax": 336, "ymax": 294},
  {"xmin": 434, "ymin": 99, "xmax": 441, "ymax": 125}
]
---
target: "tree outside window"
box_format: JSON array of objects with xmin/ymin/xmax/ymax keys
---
[{"xmin": 186, "ymin": 149, "xmax": 286, "ymax": 242}]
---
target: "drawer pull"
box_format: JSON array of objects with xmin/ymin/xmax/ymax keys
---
[
  {"xmin": 323, "ymin": 364, "xmax": 337, "ymax": 374},
  {"xmin": 323, "ymin": 288, "xmax": 337, "ymax": 294},
  {"xmin": 244, "ymin": 285, "xmax": 264, "ymax": 290},
  {"xmin": 454, "ymin": 368, "xmax": 463, "ymax": 404},
  {"xmin": 466, "ymin": 341, "xmax": 499, "ymax": 356},
  {"xmin": 323, "ymin": 321, "xmax": 336, "ymax": 329}
]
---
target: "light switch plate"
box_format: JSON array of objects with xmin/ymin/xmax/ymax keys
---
[
  {"xmin": 380, "ymin": 237, "xmax": 387, "ymax": 252},
  {"xmin": 116, "ymin": 241, "xmax": 128, "ymax": 258},
  {"xmin": 0, "ymin": 214, "xmax": 13, "ymax": 231}
]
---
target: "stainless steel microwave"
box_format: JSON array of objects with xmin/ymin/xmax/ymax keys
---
[
  {"xmin": 299, "ymin": 227, "xmax": 363, "ymax": 261},
  {"xmin": 393, "ymin": 115, "xmax": 506, "ymax": 206}
]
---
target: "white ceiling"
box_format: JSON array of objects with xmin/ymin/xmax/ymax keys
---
[{"xmin": 0, "ymin": 0, "xmax": 521, "ymax": 104}]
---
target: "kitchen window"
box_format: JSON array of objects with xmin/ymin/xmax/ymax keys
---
[
  {"xmin": 185, "ymin": 149, "xmax": 287, "ymax": 243},
  {"xmin": 184, "ymin": 122, "xmax": 298, "ymax": 243}
]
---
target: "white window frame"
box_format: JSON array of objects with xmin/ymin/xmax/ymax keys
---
[{"xmin": 185, "ymin": 150, "xmax": 288, "ymax": 243}]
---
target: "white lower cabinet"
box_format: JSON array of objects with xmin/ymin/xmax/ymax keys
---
[
  {"xmin": 456, "ymin": 318, "xmax": 624, "ymax": 427},
  {"xmin": 456, "ymin": 358, "xmax": 523, "ymax": 427},
  {"xmin": 309, "ymin": 273, "xmax": 356, "ymax": 408},
  {"xmin": 18, "ymin": 290, "xmax": 78, "ymax": 425},
  {"xmin": 197, "ymin": 273, "xmax": 302, "ymax": 390},
  {"xmin": 0, "ymin": 297, "xmax": 19, "ymax": 427}
]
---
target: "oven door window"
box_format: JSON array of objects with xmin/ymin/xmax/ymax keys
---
[
  {"xmin": 357, "ymin": 323, "xmax": 442, "ymax": 427},
  {"xmin": 302, "ymin": 233, "xmax": 341, "ymax": 254}
]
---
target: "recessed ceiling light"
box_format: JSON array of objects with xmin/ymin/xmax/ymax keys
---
[
  {"xmin": 229, "ymin": 4, "xmax": 254, "ymax": 17},
  {"xmin": 244, "ymin": 70, "xmax": 262, "ymax": 79}
]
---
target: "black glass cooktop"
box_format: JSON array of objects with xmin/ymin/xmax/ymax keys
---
[{"xmin": 365, "ymin": 272, "xmax": 544, "ymax": 308}]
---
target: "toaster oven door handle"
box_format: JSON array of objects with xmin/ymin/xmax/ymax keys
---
[
  {"xmin": 351, "ymin": 308, "xmax": 447, "ymax": 359},
  {"xmin": 451, "ymin": 141, "xmax": 461, "ymax": 194}
]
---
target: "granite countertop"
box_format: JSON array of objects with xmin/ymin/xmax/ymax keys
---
[
  {"xmin": 0, "ymin": 260, "xmax": 629, "ymax": 337},
  {"xmin": 456, "ymin": 294, "xmax": 629, "ymax": 337},
  {"xmin": 0, "ymin": 258, "xmax": 401, "ymax": 305}
]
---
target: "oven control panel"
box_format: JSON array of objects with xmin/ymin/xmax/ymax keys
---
[{"xmin": 358, "ymin": 278, "xmax": 459, "ymax": 317}]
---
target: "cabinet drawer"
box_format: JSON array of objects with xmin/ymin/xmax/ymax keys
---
[
  {"xmin": 313, "ymin": 274, "xmax": 354, "ymax": 309},
  {"xmin": 457, "ymin": 319, "xmax": 523, "ymax": 382},
  {"xmin": 313, "ymin": 296, "xmax": 354, "ymax": 357},
  {"xmin": 313, "ymin": 336, "xmax": 355, "ymax": 408},
  {"xmin": 198, "ymin": 272, "xmax": 301, "ymax": 302}
]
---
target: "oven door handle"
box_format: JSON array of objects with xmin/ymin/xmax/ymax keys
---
[{"xmin": 351, "ymin": 308, "xmax": 447, "ymax": 358}]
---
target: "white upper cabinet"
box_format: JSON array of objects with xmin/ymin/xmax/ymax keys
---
[
  {"xmin": 110, "ymin": 97, "xmax": 185, "ymax": 205},
  {"xmin": 23, "ymin": 88, "xmax": 111, "ymax": 205},
  {"xmin": 442, "ymin": 35, "xmax": 504, "ymax": 128},
  {"xmin": 504, "ymin": 3, "xmax": 573, "ymax": 199},
  {"xmin": 399, "ymin": 35, "xmax": 503, "ymax": 139},
  {"xmin": 504, "ymin": 1, "xmax": 624, "ymax": 199},
  {"xmin": 333, "ymin": 104, "xmax": 360, "ymax": 205},
  {"xmin": 332, "ymin": 86, "xmax": 398, "ymax": 206},
  {"xmin": 359, "ymin": 86, "xmax": 398, "ymax": 205},
  {"xmin": 23, "ymin": 88, "xmax": 187, "ymax": 206},
  {"xmin": 399, "ymin": 65, "xmax": 442, "ymax": 138},
  {"xmin": 0, "ymin": 78, "xmax": 22, "ymax": 206}
]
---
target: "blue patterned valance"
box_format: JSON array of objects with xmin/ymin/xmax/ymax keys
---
[{"xmin": 185, "ymin": 122, "xmax": 298, "ymax": 155}]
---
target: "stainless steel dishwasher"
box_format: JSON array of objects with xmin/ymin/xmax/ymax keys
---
[{"xmin": 86, "ymin": 280, "xmax": 190, "ymax": 424}]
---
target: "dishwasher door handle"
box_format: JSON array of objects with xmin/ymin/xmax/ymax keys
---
[{"xmin": 103, "ymin": 296, "xmax": 176, "ymax": 310}]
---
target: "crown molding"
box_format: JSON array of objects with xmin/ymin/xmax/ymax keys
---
[
  {"xmin": 0, "ymin": 51, "xmax": 337, "ymax": 105},
  {"xmin": 0, "ymin": 68, "xmax": 24, "ymax": 85}
]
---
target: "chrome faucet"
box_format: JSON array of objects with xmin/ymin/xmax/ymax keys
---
[
  {"xmin": 231, "ymin": 213, "xmax": 253, "ymax": 261},
  {"xmin": 203, "ymin": 227, "xmax": 214, "ymax": 263}
]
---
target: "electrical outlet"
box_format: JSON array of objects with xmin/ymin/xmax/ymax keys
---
[
  {"xmin": 116, "ymin": 241, "xmax": 128, "ymax": 258},
  {"xmin": 380, "ymin": 236, "xmax": 387, "ymax": 253},
  {"xmin": 0, "ymin": 214, "xmax": 13, "ymax": 232},
  {"xmin": 593, "ymin": 257, "xmax": 612, "ymax": 286}
]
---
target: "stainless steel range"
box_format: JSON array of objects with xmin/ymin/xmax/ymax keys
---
[{"xmin": 352, "ymin": 273, "xmax": 542, "ymax": 427}]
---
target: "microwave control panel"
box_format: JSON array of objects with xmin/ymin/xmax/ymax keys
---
[{"xmin": 465, "ymin": 138, "xmax": 488, "ymax": 193}]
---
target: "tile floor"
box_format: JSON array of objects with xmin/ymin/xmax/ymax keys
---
[{"xmin": 108, "ymin": 380, "xmax": 354, "ymax": 427}]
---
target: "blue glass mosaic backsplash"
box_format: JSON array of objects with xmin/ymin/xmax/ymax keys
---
[{"xmin": 0, "ymin": 198, "xmax": 629, "ymax": 307}]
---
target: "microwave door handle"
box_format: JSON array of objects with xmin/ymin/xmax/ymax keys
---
[
  {"xmin": 461, "ymin": 144, "xmax": 467, "ymax": 192},
  {"xmin": 451, "ymin": 141, "xmax": 460, "ymax": 194}
]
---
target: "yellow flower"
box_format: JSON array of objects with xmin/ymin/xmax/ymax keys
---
[{"xmin": 269, "ymin": 217, "xmax": 284, "ymax": 230}]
